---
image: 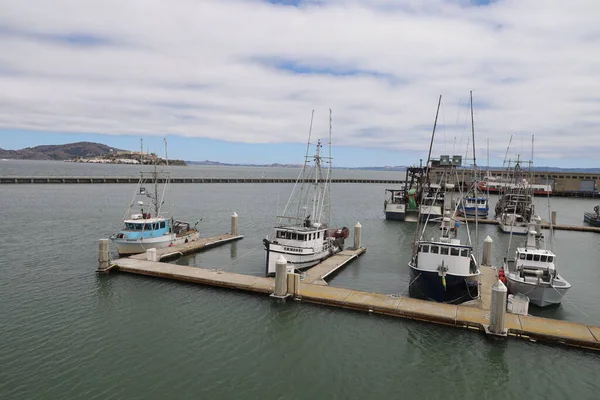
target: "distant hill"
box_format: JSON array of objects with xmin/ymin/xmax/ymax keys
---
[
  {"xmin": 186, "ymin": 160, "xmax": 304, "ymax": 168},
  {"xmin": 0, "ymin": 142, "xmax": 123, "ymax": 161}
]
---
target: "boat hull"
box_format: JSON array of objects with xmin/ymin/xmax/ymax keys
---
[
  {"xmin": 112, "ymin": 231, "xmax": 199, "ymax": 255},
  {"xmin": 408, "ymin": 265, "xmax": 479, "ymax": 304},
  {"xmin": 497, "ymin": 223, "xmax": 529, "ymax": 235},
  {"xmin": 457, "ymin": 207, "xmax": 489, "ymax": 218},
  {"xmin": 583, "ymin": 213, "xmax": 600, "ymax": 226},
  {"xmin": 506, "ymin": 277, "xmax": 570, "ymax": 307},
  {"xmin": 264, "ymin": 242, "xmax": 342, "ymax": 276},
  {"xmin": 384, "ymin": 203, "xmax": 406, "ymax": 221}
]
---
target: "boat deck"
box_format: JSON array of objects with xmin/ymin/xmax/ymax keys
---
[{"xmin": 302, "ymin": 248, "xmax": 367, "ymax": 285}]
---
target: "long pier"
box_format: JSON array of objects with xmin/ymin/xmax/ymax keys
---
[
  {"xmin": 0, "ymin": 176, "xmax": 403, "ymax": 184},
  {"xmin": 102, "ymin": 234, "xmax": 600, "ymax": 352},
  {"xmin": 456, "ymin": 216, "xmax": 600, "ymax": 233}
]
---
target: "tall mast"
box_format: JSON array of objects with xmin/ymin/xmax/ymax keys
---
[
  {"xmin": 414, "ymin": 95, "xmax": 442, "ymax": 245},
  {"xmin": 470, "ymin": 91, "xmax": 476, "ymax": 169},
  {"xmin": 425, "ymin": 95, "xmax": 442, "ymax": 183}
]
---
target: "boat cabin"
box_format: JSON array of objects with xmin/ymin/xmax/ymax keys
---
[
  {"xmin": 385, "ymin": 188, "xmax": 406, "ymax": 204},
  {"xmin": 115, "ymin": 216, "xmax": 171, "ymax": 240},
  {"xmin": 415, "ymin": 240, "xmax": 477, "ymax": 275}
]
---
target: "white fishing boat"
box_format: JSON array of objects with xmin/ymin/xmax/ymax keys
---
[
  {"xmin": 496, "ymin": 191, "xmax": 535, "ymax": 235},
  {"xmin": 263, "ymin": 110, "xmax": 349, "ymax": 276},
  {"xmin": 504, "ymin": 226, "xmax": 571, "ymax": 307},
  {"xmin": 408, "ymin": 95, "xmax": 480, "ymax": 303},
  {"xmin": 409, "ymin": 210, "xmax": 480, "ymax": 303},
  {"xmin": 110, "ymin": 139, "xmax": 199, "ymax": 255}
]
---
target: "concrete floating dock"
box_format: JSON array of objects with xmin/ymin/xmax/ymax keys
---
[
  {"xmin": 110, "ymin": 257, "xmax": 600, "ymax": 351},
  {"xmin": 456, "ymin": 217, "xmax": 600, "ymax": 233},
  {"xmin": 302, "ymin": 248, "xmax": 366, "ymax": 285},
  {"xmin": 129, "ymin": 233, "xmax": 244, "ymax": 262},
  {"xmin": 100, "ymin": 223, "xmax": 600, "ymax": 352}
]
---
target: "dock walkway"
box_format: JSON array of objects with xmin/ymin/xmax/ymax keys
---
[
  {"xmin": 128, "ymin": 233, "xmax": 243, "ymax": 262},
  {"xmin": 302, "ymin": 248, "xmax": 366, "ymax": 285}
]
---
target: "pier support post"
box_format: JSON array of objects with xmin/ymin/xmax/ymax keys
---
[
  {"xmin": 231, "ymin": 212, "xmax": 238, "ymax": 236},
  {"xmin": 354, "ymin": 222, "xmax": 362, "ymax": 249},
  {"xmin": 146, "ymin": 248, "xmax": 157, "ymax": 262},
  {"xmin": 97, "ymin": 239, "xmax": 110, "ymax": 272},
  {"xmin": 485, "ymin": 280, "xmax": 508, "ymax": 337},
  {"xmin": 551, "ymin": 211, "xmax": 557, "ymax": 226},
  {"xmin": 271, "ymin": 255, "xmax": 289, "ymax": 300},
  {"xmin": 287, "ymin": 272, "xmax": 300, "ymax": 298},
  {"xmin": 482, "ymin": 236, "xmax": 493, "ymax": 266}
]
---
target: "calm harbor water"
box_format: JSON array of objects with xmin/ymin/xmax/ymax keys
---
[{"xmin": 1, "ymin": 160, "xmax": 599, "ymax": 399}]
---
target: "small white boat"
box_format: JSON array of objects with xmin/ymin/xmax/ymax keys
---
[
  {"xmin": 384, "ymin": 188, "xmax": 406, "ymax": 221},
  {"xmin": 263, "ymin": 110, "xmax": 349, "ymax": 276},
  {"xmin": 504, "ymin": 227, "xmax": 571, "ymax": 307},
  {"xmin": 409, "ymin": 211, "xmax": 480, "ymax": 303},
  {"xmin": 110, "ymin": 140, "xmax": 199, "ymax": 255},
  {"xmin": 496, "ymin": 191, "xmax": 536, "ymax": 235}
]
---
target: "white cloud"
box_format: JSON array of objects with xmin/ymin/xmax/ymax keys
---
[{"xmin": 0, "ymin": 0, "xmax": 599, "ymax": 163}]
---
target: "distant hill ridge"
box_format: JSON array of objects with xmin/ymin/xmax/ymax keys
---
[
  {"xmin": 2, "ymin": 142, "xmax": 599, "ymax": 172},
  {"xmin": 0, "ymin": 142, "xmax": 123, "ymax": 161}
]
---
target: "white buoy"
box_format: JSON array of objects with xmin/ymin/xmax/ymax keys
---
[
  {"xmin": 231, "ymin": 212, "xmax": 238, "ymax": 236},
  {"xmin": 488, "ymin": 280, "xmax": 508, "ymax": 336},
  {"xmin": 273, "ymin": 255, "xmax": 288, "ymax": 298},
  {"xmin": 98, "ymin": 239, "xmax": 110, "ymax": 271},
  {"xmin": 354, "ymin": 222, "xmax": 362, "ymax": 249},
  {"xmin": 482, "ymin": 236, "xmax": 493, "ymax": 266},
  {"xmin": 146, "ymin": 248, "xmax": 157, "ymax": 262}
]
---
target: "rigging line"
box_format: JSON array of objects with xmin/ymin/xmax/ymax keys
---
[
  {"xmin": 550, "ymin": 285, "xmax": 600, "ymax": 326},
  {"xmin": 391, "ymin": 273, "xmax": 421, "ymax": 297}
]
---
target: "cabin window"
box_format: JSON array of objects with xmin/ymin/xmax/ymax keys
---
[
  {"xmin": 540, "ymin": 255, "xmax": 547, "ymax": 262},
  {"xmin": 422, "ymin": 245, "xmax": 429, "ymax": 253},
  {"xmin": 526, "ymin": 254, "xmax": 533, "ymax": 261},
  {"xmin": 533, "ymin": 254, "xmax": 540, "ymax": 262},
  {"xmin": 519, "ymin": 253, "xmax": 526, "ymax": 260},
  {"xmin": 144, "ymin": 224, "xmax": 152, "ymax": 230},
  {"xmin": 160, "ymin": 221, "xmax": 166, "ymax": 229},
  {"xmin": 450, "ymin": 248, "xmax": 460, "ymax": 256},
  {"xmin": 431, "ymin": 246, "xmax": 439, "ymax": 254},
  {"xmin": 440, "ymin": 247, "xmax": 449, "ymax": 255},
  {"xmin": 547, "ymin": 256, "xmax": 553, "ymax": 262},
  {"xmin": 461, "ymin": 249, "xmax": 468, "ymax": 257},
  {"xmin": 317, "ymin": 232, "xmax": 321, "ymax": 239},
  {"xmin": 291, "ymin": 233, "xmax": 296, "ymax": 240}
]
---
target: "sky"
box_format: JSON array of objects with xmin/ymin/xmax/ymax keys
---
[{"xmin": 0, "ymin": 0, "xmax": 599, "ymax": 168}]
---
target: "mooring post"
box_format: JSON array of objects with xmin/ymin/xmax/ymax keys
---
[
  {"xmin": 487, "ymin": 280, "xmax": 508, "ymax": 336},
  {"xmin": 482, "ymin": 236, "xmax": 493, "ymax": 266},
  {"xmin": 146, "ymin": 248, "xmax": 157, "ymax": 262},
  {"xmin": 98, "ymin": 239, "xmax": 110, "ymax": 272},
  {"xmin": 354, "ymin": 222, "xmax": 362, "ymax": 249},
  {"xmin": 551, "ymin": 210, "xmax": 557, "ymax": 226},
  {"xmin": 272, "ymin": 255, "xmax": 288, "ymax": 299},
  {"xmin": 231, "ymin": 212, "xmax": 238, "ymax": 236}
]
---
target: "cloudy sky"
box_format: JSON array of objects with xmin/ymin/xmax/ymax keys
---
[{"xmin": 0, "ymin": 0, "xmax": 599, "ymax": 167}]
